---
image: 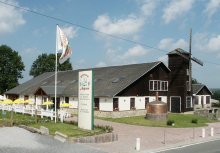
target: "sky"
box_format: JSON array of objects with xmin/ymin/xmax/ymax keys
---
[{"xmin": 0, "ymin": 0, "xmax": 220, "ymax": 88}]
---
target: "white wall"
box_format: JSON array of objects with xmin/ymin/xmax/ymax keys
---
[
  {"xmin": 135, "ymin": 97, "xmax": 145, "ymax": 109},
  {"xmin": 69, "ymin": 97, "xmax": 78, "ymax": 108},
  {"xmin": 119, "ymin": 97, "xmax": 130, "ymax": 111},
  {"xmin": 99, "ymin": 97, "xmax": 113, "ymax": 111},
  {"xmin": 19, "ymin": 95, "xmax": 24, "ymax": 99}
]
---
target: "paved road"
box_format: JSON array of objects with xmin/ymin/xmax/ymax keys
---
[
  {"xmin": 0, "ymin": 127, "xmax": 106, "ymax": 153},
  {"xmin": 156, "ymin": 139, "xmax": 220, "ymax": 153}
]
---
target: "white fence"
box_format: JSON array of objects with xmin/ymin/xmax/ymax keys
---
[{"xmin": 0, "ymin": 104, "xmax": 71, "ymax": 121}]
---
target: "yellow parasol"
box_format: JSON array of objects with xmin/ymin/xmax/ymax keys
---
[
  {"xmin": 2, "ymin": 99, "xmax": 13, "ymax": 105},
  {"xmin": 60, "ymin": 103, "xmax": 72, "ymax": 108},
  {"xmin": 23, "ymin": 99, "xmax": 33, "ymax": 104},
  {"xmin": 13, "ymin": 99, "xmax": 24, "ymax": 104},
  {"xmin": 42, "ymin": 101, "xmax": 54, "ymax": 106}
]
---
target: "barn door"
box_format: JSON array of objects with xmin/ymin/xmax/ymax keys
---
[{"xmin": 170, "ymin": 97, "xmax": 181, "ymax": 113}]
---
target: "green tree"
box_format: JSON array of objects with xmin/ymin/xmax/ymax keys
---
[
  {"xmin": 0, "ymin": 45, "xmax": 25, "ymax": 94},
  {"xmin": 29, "ymin": 53, "xmax": 72, "ymax": 77},
  {"xmin": 192, "ymin": 78, "xmax": 199, "ymax": 84}
]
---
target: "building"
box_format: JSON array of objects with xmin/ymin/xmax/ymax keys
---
[{"xmin": 5, "ymin": 48, "xmax": 212, "ymax": 115}]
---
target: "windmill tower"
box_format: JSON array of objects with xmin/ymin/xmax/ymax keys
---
[{"xmin": 168, "ymin": 29, "xmax": 203, "ymax": 113}]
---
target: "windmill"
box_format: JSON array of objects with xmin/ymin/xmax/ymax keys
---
[{"xmin": 175, "ymin": 29, "xmax": 203, "ymax": 93}]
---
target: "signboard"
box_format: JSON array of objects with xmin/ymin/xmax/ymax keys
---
[{"xmin": 78, "ymin": 70, "xmax": 94, "ymax": 130}]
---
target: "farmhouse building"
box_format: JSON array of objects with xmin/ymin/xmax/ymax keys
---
[{"xmin": 5, "ymin": 48, "xmax": 212, "ymax": 114}]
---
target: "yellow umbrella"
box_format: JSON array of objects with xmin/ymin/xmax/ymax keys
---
[
  {"xmin": 42, "ymin": 101, "xmax": 54, "ymax": 106},
  {"xmin": 2, "ymin": 99, "xmax": 13, "ymax": 105},
  {"xmin": 23, "ymin": 99, "xmax": 33, "ymax": 104},
  {"xmin": 60, "ymin": 103, "xmax": 72, "ymax": 108},
  {"xmin": 13, "ymin": 99, "xmax": 24, "ymax": 104}
]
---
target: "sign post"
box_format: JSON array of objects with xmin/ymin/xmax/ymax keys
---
[{"xmin": 78, "ymin": 70, "xmax": 94, "ymax": 130}]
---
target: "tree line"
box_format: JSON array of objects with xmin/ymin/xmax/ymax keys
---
[{"xmin": 0, "ymin": 45, "xmax": 72, "ymax": 94}]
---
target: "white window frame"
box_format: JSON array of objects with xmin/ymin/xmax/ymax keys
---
[
  {"xmin": 149, "ymin": 80, "xmax": 168, "ymax": 91},
  {"xmin": 186, "ymin": 96, "xmax": 192, "ymax": 108}
]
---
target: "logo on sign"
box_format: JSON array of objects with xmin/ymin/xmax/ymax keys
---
[{"xmin": 80, "ymin": 74, "xmax": 90, "ymax": 90}]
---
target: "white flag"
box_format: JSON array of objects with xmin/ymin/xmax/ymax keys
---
[{"xmin": 56, "ymin": 25, "xmax": 72, "ymax": 64}]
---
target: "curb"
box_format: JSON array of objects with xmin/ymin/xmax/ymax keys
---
[{"xmin": 144, "ymin": 136, "xmax": 220, "ymax": 153}]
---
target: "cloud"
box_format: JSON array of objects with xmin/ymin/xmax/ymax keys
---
[
  {"xmin": 162, "ymin": 0, "xmax": 194, "ymax": 24},
  {"xmin": 0, "ymin": 0, "xmax": 26, "ymax": 34},
  {"xmin": 158, "ymin": 38, "xmax": 188, "ymax": 51},
  {"xmin": 158, "ymin": 55, "xmax": 168, "ymax": 66},
  {"xmin": 62, "ymin": 26, "xmax": 78, "ymax": 39},
  {"xmin": 204, "ymin": 0, "xmax": 220, "ymax": 18},
  {"xmin": 140, "ymin": 0, "xmax": 157, "ymax": 17},
  {"xmin": 194, "ymin": 34, "xmax": 220, "ymax": 56},
  {"xmin": 122, "ymin": 45, "xmax": 148, "ymax": 59},
  {"xmin": 93, "ymin": 14, "xmax": 144, "ymax": 36},
  {"xmin": 102, "ymin": 45, "xmax": 149, "ymax": 65}
]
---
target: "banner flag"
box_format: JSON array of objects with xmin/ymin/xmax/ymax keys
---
[{"xmin": 56, "ymin": 25, "xmax": 72, "ymax": 64}]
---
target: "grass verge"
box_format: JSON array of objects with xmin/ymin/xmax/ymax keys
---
[
  {"xmin": 0, "ymin": 110, "xmax": 106, "ymax": 137},
  {"xmin": 100, "ymin": 113, "xmax": 216, "ymax": 128}
]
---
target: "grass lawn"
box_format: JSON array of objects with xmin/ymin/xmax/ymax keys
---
[
  {"xmin": 0, "ymin": 110, "xmax": 106, "ymax": 137},
  {"xmin": 100, "ymin": 113, "xmax": 216, "ymax": 128}
]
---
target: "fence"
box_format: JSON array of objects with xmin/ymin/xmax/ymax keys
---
[{"xmin": 0, "ymin": 104, "xmax": 71, "ymax": 121}]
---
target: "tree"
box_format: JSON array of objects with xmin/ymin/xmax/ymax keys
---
[
  {"xmin": 29, "ymin": 53, "xmax": 73, "ymax": 77},
  {"xmin": 0, "ymin": 45, "xmax": 25, "ymax": 94},
  {"xmin": 192, "ymin": 78, "xmax": 199, "ymax": 84}
]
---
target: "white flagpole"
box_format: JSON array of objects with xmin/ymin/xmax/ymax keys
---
[{"xmin": 55, "ymin": 25, "xmax": 58, "ymax": 123}]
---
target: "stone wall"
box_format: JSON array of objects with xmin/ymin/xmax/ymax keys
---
[
  {"xmin": 194, "ymin": 108, "xmax": 219, "ymax": 120},
  {"xmin": 62, "ymin": 108, "xmax": 146, "ymax": 118}
]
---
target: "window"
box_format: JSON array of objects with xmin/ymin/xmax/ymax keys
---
[
  {"xmin": 194, "ymin": 96, "xmax": 199, "ymax": 105},
  {"xmin": 130, "ymin": 98, "xmax": 135, "ymax": 110},
  {"xmin": 149, "ymin": 80, "xmax": 168, "ymax": 91},
  {"xmin": 158, "ymin": 97, "xmax": 162, "ymax": 101},
  {"xmin": 186, "ymin": 81, "xmax": 190, "ymax": 91},
  {"xmin": 206, "ymin": 96, "xmax": 210, "ymax": 104},
  {"xmin": 186, "ymin": 69, "xmax": 189, "ymax": 76},
  {"xmin": 186, "ymin": 96, "xmax": 192, "ymax": 108},
  {"xmin": 113, "ymin": 98, "xmax": 119, "ymax": 111},
  {"xmin": 161, "ymin": 81, "xmax": 168, "ymax": 91},
  {"xmin": 145, "ymin": 97, "xmax": 149, "ymax": 108},
  {"xmin": 65, "ymin": 97, "xmax": 69, "ymax": 103},
  {"xmin": 94, "ymin": 98, "xmax": 99, "ymax": 110}
]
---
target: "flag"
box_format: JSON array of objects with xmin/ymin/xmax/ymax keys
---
[{"xmin": 56, "ymin": 25, "xmax": 72, "ymax": 64}]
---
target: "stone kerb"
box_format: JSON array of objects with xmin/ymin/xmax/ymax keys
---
[
  {"xmin": 54, "ymin": 131, "xmax": 68, "ymax": 142},
  {"xmin": 68, "ymin": 133, "xmax": 118, "ymax": 143},
  {"xmin": 40, "ymin": 126, "xmax": 49, "ymax": 135}
]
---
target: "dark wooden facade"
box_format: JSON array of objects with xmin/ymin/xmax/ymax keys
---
[
  {"xmin": 168, "ymin": 52, "xmax": 192, "ymax": 112},
  {"xmin": 116, "ymin": 63, "xmax": 170, "ymax": 97}
]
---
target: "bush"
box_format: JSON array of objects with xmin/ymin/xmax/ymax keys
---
[
  {"xmin": 95, "ymin": 125, "xmax": 113, "ymax": 133},
  {"xmin": 191, "ymin": 119, "xmax": 198, "ymax": 124},
  {"xmin": 167, "ymin": 120, "xmax": 175, "ymax": 126}
]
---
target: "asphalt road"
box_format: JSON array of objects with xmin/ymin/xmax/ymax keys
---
[
  {"xmin": 0, "ymin": 127, "xmax": 106, "ymax": 153},
  {"xmin": 157, "ymin": 139, "xmax": 220, "ymax": 153}
]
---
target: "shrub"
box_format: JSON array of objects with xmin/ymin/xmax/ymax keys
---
[
  {"xmin": 167, "ymin": 120, "xmax": 175, "ymax": 126},
  {"xmin": 95, "ymin": 125, "xmax": 113, "ymax": 133},
  {"xmin": 191, "ymin": 118, "xmax": 198, "ymax": 124}
]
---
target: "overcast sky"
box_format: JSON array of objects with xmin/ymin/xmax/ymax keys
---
[{"xmin": 0, "ymin": 0, "xmax": 220, "ymax": 88}]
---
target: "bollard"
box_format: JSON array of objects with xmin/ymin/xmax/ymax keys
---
[
  {"xmin": 211, "ymin": 127, "xmax": 214, "ymax": 137},
  {"xmin": 202, "ymin": 128, "xmax": 205, "ymax": 138},
  {"xmin": 135, "ymin": 138, "xmax": 140, "ymax": 151}
]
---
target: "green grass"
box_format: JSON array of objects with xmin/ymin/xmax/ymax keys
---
[
  {"xmin": 0, "ymin": 110, "xmax": 105, "ymax": 137},
  {"xmin": 30, "ymin": 122, "xmax": 103, "ymax": 137},
  {"xmin": 100, "ymin": 113, "xmax": 215, "ymax": 128}
]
